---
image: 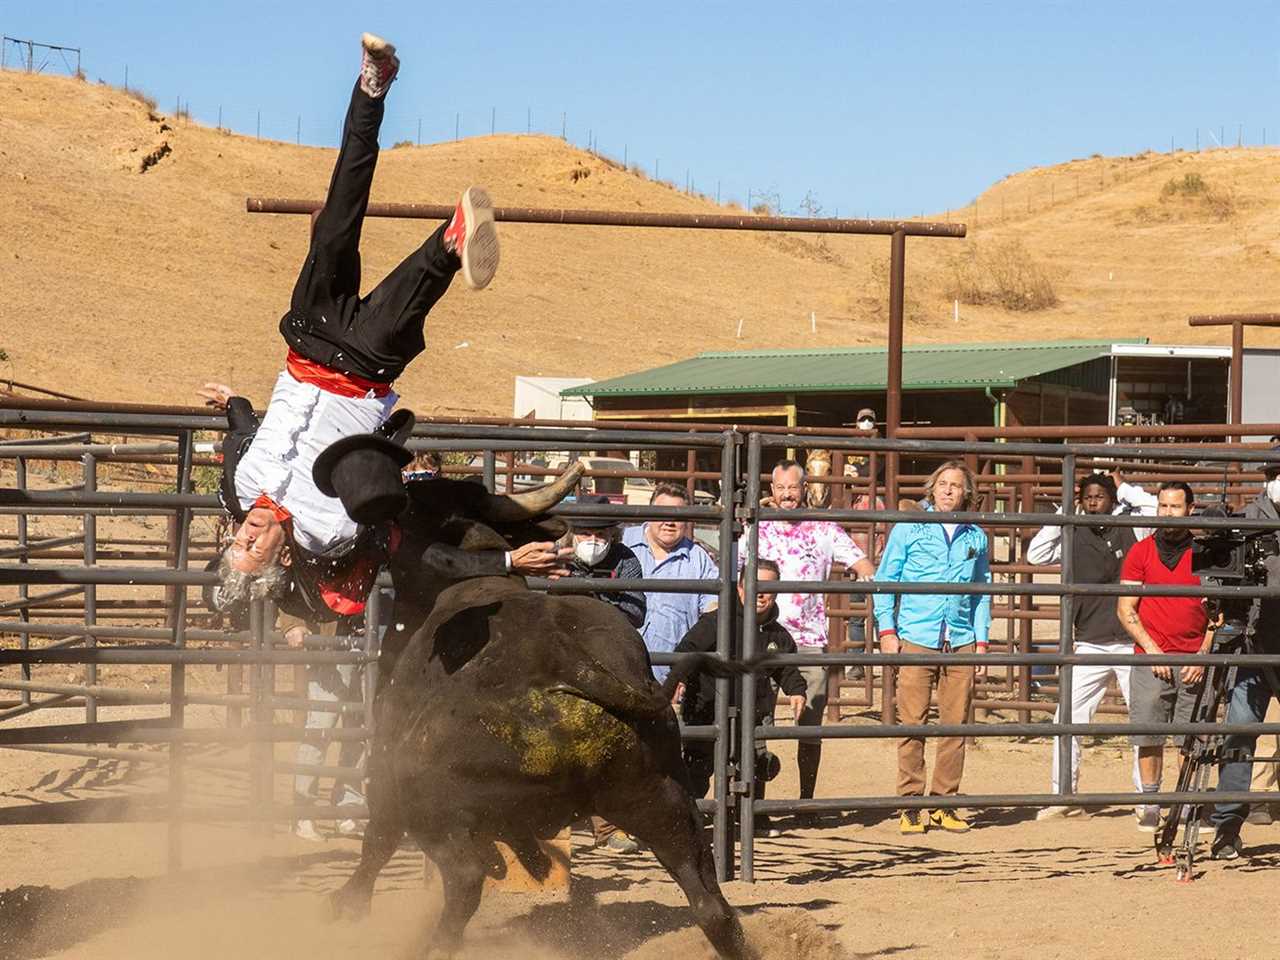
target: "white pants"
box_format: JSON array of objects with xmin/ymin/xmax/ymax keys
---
[
  {"xmin": 293, "ymin": 662, "xmax": 365, "ymax": 810},
  {"xmin": 1050, "ymin": 641, "xmax": 1142, "ymax": 793}
]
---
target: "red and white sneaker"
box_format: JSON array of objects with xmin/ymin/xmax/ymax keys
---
[
  {"xmin": 443, "ymin": 186, "xmax": 499, "ymax": 290},
  {"xmin": 359, "ymin": 32, "xmax": 399, "ymax": 99}
]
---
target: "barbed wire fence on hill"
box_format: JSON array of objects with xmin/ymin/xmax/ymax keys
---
[
  {"xmin": 1, "ymin": 35, "xmax": 81, "ymax": 77},
  {"xmin": 2, "ymin": 37, "xmax": 1276, "ymax": 230}
]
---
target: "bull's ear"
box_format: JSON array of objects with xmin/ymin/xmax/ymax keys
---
[{"xmin": 457, "ymin": 520, "xmax": 514, "ymax": 553}]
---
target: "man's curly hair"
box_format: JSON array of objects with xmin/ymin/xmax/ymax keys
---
[{"xmin": 211, "ymin": 548, "xmax": 290, "ymax": 613}]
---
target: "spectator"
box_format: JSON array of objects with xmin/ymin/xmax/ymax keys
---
[
  {"xmin": 845, "ymin": 458, "xmax": 887, "ymax": 681},
  {"xmin": 622, "ymin": 483, "xmax": 719, "ymax": 681},
  {"xmin": 287, "ymin": 614, "xmax": 365, "ymax": 841},
  {"xmin": 747, "ymin": 460, "xmax": 875, "ymax": 804},
  {"xmin": 561, "ymin": 495, "xmax": 646, "ymax": 856},
  {"xmin": 671, "ymin": 559, "xmax": 807, "ymax": 837},
  {"xmin": 1027, "ymin": 471, "xmax": 1155, "ymax": 819},
  {"xmin": 1118, "ymin": 481, "xmax": 1210, "ymax": 835},
  {"xmin": 1211, "ymin": 454, "xmax": 1280, "ymax": 858},
  {"xmin": 873, "ymin": 460, "xmax": 991, "ymax": 835},
  {"xmin": 564, "ymin": 494, "xmax": 645, "ymax": 629},
  {"xmin": 403, "ymin": 450, "xmax": 442, "ymax": 481}
]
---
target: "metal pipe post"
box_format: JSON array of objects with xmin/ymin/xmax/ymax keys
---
[
  {"xmin": 881, "ymin": 230, "xmax": 907, "ymax": 728},
  {"xmin": 168, "ymin": 430, "xmax": 194, "ymax": 871},
  {"xmin": 16, "ymin": 457, "xmax": 30, "ymax": 705},
  {"xmin": 1055, "ymin": 454, "xmax": 1076, "ymax": 805},
  {"xmin": 82, "ymin": 454, "xmax": 97, "ymax": 723},
  {"xmin": 482, "ymin": 450, "xmax": 496, "ymax": 493},
  {"xmin": 739, "ymin": 432, "xmax": 763, "ymax": 881},
  {"xmin": 885, "ymin": 229, "xmax": 906, "ymax": 510},
  {"xmin": 362, "ymin": 586, "xmax": 381, "ymax": 759},
  {"xmin": 711, "ymin": 431, "xmax": 738, "ymax": 881}
]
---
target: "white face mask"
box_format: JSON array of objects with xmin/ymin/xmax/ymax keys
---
[
  {"xmin": 1267, "ymin": 477, "xmax": 1280, "ymax": 504},
  {"xmin": 574, "ymin": 538, "xmax": 610, "ymax": 567},
  {"xmin": 857, "ymin": 419, "xmax": 874, "ymax": 431}
]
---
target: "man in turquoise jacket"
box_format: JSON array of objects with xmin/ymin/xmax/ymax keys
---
[{"xmin": 873, "ymin": 460, "xmax": 991, "ymax": 835}]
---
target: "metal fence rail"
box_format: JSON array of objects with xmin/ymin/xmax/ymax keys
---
[{"xmin": 4, "ymin": 404, "xmax": 1280, "ymax": 883}]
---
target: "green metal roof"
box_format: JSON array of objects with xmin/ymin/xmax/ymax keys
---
[{"xmin": 562, "ymin": 339, "xmax": 1147, "ymax": 399}]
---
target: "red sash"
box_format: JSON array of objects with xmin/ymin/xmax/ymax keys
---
[{"xmin": 285, "ymin": 350, "xmax": 393, "ymax": 398}]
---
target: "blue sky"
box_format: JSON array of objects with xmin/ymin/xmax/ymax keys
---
[{"xmin": 5, "ymin": 1, "xmax": 1277, "ymax": 218}]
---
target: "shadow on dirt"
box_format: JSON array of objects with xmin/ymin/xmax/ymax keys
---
[
  {"xmin": 486, "ymin": 872, "xmax": 841, "ymax": 958},
  {"xmin": 0, "ymin": 850, "xmax": 356, "ymax": 960}
]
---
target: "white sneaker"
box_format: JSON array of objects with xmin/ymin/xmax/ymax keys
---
[
  {"xmin": 293, "ymin": 819, "xmax": 324, "ymax": 842},
  {"xmin": 443, "ymin": 187, "xmax": 500, "ymax": 290},
  {"xmin": 359, "ymin": 33, "xmax": 399, "ymax": 99},
  {"xmin": 337, "ymin": 818, "xmax": 362, "ymax": 837},
  {"xmin": 1036, "ymin": 804, "xmax": 1084, "ymax": 821},
  {"xmin": 1136, "ymin": 804, "xmax": 1160, "ymax": 833}
]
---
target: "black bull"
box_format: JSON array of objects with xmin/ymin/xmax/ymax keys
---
[{"xmin": 328, "ymin": 473, "xmax": 757, "ymax": 960}]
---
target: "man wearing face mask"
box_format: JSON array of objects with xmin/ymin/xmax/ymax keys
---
[
  {"xmin": 562, "ymin": 494, "xmax": 646, "ymax": 854},
  {"xmin": 1210, "ymin": 452, "xmax": 1280, "ymax": 859},
  {"xmin": 1118, "ymin": 481, "xmax": 1211, "ymax": 836},
  {"xmin": 564, "ymin": 494, "xmax": 646, "ymax": 630}
]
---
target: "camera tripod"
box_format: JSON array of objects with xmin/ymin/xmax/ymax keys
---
[{"xmin": 1154, "ymin": 615, "xmax": 1280, "ymax": 882}]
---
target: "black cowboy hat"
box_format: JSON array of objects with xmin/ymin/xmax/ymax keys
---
[
  {"xmin": 568, "ymin": 493, "xmax": 621, "ymax": 531},
  {"xmin": 313, "ymin": 409, "xmax": 416, "ymax": 524}
]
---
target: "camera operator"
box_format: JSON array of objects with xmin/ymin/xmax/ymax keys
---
[
  {"xmin": 1026, "ymin": 471, "xmax": 1154, "ymax": 819},
  {"xmin": 1118, "ymin": 481, "xmax": 1211, "ymax": 834},
  {"xmin": 1209, "ymin": 453, "xmax": 1280, "ymax": 860}
]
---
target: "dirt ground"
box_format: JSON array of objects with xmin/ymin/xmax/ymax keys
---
[{"xmin": 1, "ymin": 690, "xmax": 1276, "ymax": 960}]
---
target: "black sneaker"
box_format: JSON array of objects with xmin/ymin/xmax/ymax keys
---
[{"xmin": 1211, "ymin": 832, "xmax": 1245, "ymax": 861}]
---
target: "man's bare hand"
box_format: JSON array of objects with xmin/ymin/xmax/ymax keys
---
[
  {"xmin": 671, "ymin": 681, "xmax": 685, "ymax": 707},
  {"xmin": 1181, "ymin": 664, "xmax": 1205, "ymax": 685},
  {"xmin": 284, "ymin": 625, "xmax": 306, "ymax": 649},
  {"xmin": 790, "ymin": 694, "xmax": 806, "ymax": 721},
  {"xmin": 1151, "ymin": 663, "xmax": 1173, "ymax": 681},
  {"xmin": 880, "ymin": 632, "xmax": 900, "ymax": 656},
  {"xmin": 509, "ymin": 542, "xmax": 572, "ymax": 577},
  {"xmin": 198, "ymin": 382, "xmax": 235, "ymax": 411}
]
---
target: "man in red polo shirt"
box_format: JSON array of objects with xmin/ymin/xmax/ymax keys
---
[{"xmin": 1118, "ymin": 481, "xmax": 1211, "ymax": 832}]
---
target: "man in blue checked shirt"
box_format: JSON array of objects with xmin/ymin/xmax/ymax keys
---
[
  {"xmin": 873, "ymin": 460, "xmax": 991, "ymax": 836},
  {"xmin": 622, "ymin": 483, "xmax": 720, "ymax": 681}
]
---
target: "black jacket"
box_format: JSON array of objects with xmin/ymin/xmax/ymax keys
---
[
  {"xmin": 565, "ymin": 541, "xmax": 646, "ymax": 628},
  {"xmin": 1243, "ymin": 494, "xmax": 1280, "ymax": 651},
  {"xmin": 1072, "ymin": 523, "xmax": 1139, "ymax": 645},
  {"xmin": 674, "ymin": 601, "xmax": 807, "ymax": 725}
]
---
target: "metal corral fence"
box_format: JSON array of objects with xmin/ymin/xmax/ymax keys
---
[{"xmin": 4, "ymin": 398, "xmax": 1280, "ymax": 882}]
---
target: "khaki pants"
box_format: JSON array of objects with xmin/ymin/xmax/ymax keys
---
[{"xmin": 896, "ymin": 640, "xmax": 975, "ymax": 797}]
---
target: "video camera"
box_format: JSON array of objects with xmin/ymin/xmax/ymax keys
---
[{"xmin": 1191, "ymin": 509, "xmax": 1280, "ymax": 585}]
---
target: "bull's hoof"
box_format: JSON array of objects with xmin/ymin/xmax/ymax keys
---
[{"xmin": 328, "ymin": 886, "xmax": 371, "ymax": 924}]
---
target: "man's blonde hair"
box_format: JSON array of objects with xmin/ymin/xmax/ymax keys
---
[{"xmin": 923, "ymin": 460, "xmax": 977, "ymax": 511}]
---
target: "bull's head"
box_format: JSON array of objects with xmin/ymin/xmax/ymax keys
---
[{"xmin": 397, "ymin": 461, "xmax": 585, "ymax": 585}]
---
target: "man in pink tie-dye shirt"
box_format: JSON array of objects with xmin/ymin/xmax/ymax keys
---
[{"xmin": 745, "ymin": 459, "xmax": 876, "ymax": 803}]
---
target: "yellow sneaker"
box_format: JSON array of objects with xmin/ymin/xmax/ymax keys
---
[
  {"xmin": 930, "ymin": 808, "xmax": 972, "ymax": 833},
  {"xmin": 899, "ymin": 809, "xmax": 928, "ymax": 834}
]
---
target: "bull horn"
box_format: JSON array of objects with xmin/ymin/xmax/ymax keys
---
[{"xmin": 481, "ymin": 461, "xmax": 586, "ymax": 522}]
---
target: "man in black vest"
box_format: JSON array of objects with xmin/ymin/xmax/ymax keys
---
[{"xmin": 1027, "ymin": 472, "xmax": 1155, "ymax": 819}]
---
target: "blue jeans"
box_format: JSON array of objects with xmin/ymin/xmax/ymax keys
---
[{"xmin": 1211, "ymin": 667, "xmax": 1276, "ymax": 838}]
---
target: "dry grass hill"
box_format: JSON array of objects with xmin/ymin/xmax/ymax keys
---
[{"xmin": 3, "ymin": 70, "xmax": 1280, "ymax": 416}]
